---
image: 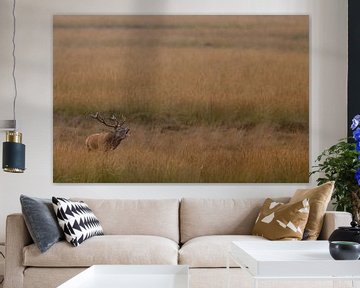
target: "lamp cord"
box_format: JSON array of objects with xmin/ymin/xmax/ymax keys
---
[{"xmin": 12, "ymin": 0, "xmax": 17, "ymax": 128}]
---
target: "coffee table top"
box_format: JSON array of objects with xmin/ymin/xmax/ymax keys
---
[
  {"xmin": 231, "ymin": 240, "xmax": 360, "ymax": 278},
  {"xmin": 58, "ymin": 265, "xmax": 189, "ymax": 288}
]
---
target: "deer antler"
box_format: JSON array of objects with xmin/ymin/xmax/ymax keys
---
[
  {"xmin": 109, "ymin": 114, "xmax": 126, "ymax": 127},
  {"xmin": 90, "ymin": 112, "xmax": 117, "ymax": 128}
]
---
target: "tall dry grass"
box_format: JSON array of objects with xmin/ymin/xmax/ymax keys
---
[
  {"xmin": 53, "ymin": 15, "xmax": 309, "ymax": 183},
  {"xmin": 54, "ymin": 124, "xmax": 308, "ymax": 183},
  {"xmin": 54, "ymin": 15, "xmax": 308, "ymax": 128}
]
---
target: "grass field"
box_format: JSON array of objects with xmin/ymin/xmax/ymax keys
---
[{"xmin": 53, "ymin": 15, "xmax": 309, "ymax": 183}]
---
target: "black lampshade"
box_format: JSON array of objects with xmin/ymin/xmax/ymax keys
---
[{"xmin": 2, "ymin": 131, "xmax": 25, "ymax": 173}]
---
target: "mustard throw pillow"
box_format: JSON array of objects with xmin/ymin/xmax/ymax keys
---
[
  {"xmin": 252, "ymin": 198, "xmax": 310, "ymax": 240},
  {"xmin": 289, "ymin": 181, "xmax": 334, "ymax": 240}
]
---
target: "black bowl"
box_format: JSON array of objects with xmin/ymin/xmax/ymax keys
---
[{"xmin": 329, "ymin": 241, "xmax": 360, "ymax": 260}]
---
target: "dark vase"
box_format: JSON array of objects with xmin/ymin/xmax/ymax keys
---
[
  {"xmin": 329, "ymin": 241, "xmax": 360, "ymax": 260},
  {"xmin": 328, "ymin": 221, "xmax": 360, "ymax": 244}
]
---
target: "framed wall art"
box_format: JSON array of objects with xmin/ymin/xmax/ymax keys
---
[{"xmin": 53, "ymin": 15, "xmax": 309, "ymax": 183}]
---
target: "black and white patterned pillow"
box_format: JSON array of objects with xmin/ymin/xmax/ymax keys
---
[{"xmin": 52, "ymin": 197, "xmax": 104, "ymax": 247}]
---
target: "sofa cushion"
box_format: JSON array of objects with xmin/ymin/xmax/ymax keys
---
[
  {"xmin": 24, "ymin": 268, "xmax": 86, "ymax": 288},
  {"xmin": 52, "ymin": 197, "xmax": 104, "ymax": 247},
  {"xmin": 180, "ymin": 198, "xmax": 288, "ymax": 243},
  {"xmin": 179, "ymin": 235, "xmax": 267, "ymax": 268},
  {"xmin": 20, "ymin": 195, "xmax": 64, "ymax": 253},
  {"xmin": 252, "ymin": 198, "xmax": 310, "ymax": 240},
  {"xmin": 23, "ymin": 235, "xmax": 178, "ymax": 267},
  {"xmin": 290, "ymin": 181, "xmax": 334, "ymax": 240},
  {"xmin": 72, "ymin": 198, "xmax": 179, "ymax": 243}
]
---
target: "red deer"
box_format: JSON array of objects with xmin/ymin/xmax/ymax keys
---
[{"xmin": 86, "ymin": 112, "xmax": 130, "ymax": 151}]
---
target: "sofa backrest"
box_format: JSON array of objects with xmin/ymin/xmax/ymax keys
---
[
  {"xmin": 73, "ymin": 198, "xmax": 180, "ymax": 243},
  {"xmin": 180, "ymin": 198, "xmax": 289, "ymax": 243}
]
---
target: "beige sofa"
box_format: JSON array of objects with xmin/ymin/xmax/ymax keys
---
[{"xmin": 4, "ymin": 198, "xmax": 352, "ymax": 288}]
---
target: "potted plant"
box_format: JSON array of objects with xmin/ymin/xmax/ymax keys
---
[{"xmin": 311, "ymin": 115, "xmax": 360, "ymax": 222}]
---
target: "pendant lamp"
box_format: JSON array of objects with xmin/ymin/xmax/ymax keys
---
[{"xmin": 1, "ymin": 0, "xmax": 26, "ymax": 173}]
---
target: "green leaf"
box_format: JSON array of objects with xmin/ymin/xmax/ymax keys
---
[{"xmin": 311, "ymin": 137, "xmax": 360, "ymax": 214}]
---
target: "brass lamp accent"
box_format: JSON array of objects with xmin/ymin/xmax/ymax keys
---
[{"xmin": 6, "ymin": 130, "xmax": 22, "ymax": 143}]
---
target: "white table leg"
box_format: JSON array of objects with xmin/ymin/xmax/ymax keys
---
[
  {"xmin": 352, "ymin": 279, "xmax": 360, "ymax": 288},
  {"xmin": 252, "ymin": 278, "xmax": 258, "ymax": 288},
  {"xmin": 226, "ymin": 251, "xmax": 230, "ymax": 288},
  {"xmin": 333, "ymin": 279, "xmax": 343, "ymax": 288}
]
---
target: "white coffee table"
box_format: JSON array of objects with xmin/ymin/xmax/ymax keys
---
[
  {"xmin": 58, "ymin": 265, "xmax": 189, "ymax": 288},
  {"xmin": 228, "ymin": 241, "xmax": 360, "ymax": 288}
]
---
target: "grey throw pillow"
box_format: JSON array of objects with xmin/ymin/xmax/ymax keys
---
[{"xmin": 20, "ymin": 195, "xmax": 64, "ymax": 253}]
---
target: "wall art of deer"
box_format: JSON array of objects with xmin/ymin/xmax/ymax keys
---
[{"xmin": 86, "ymin": 112, "xmax": 130, "ymax": 151}]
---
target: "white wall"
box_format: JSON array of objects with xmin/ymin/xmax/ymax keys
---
[{"xmin": 0, "ymin": 0, "xmax": 348, "ymax": 242}]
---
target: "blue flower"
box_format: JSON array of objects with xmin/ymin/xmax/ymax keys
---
[
  {"xmin": 356, "ymin": 168, "xmax": 360, "ymax": 186},
  {"xmin": 353, "ymin": 128, "xmax": 360, "ymax": 142},
  {"xmin": 351, "ymin": 116, "xmax": 360, "ymax": 185},
  {"xmin": 352, "ymin": 115, "xmax": 360, "ymax": 130}
]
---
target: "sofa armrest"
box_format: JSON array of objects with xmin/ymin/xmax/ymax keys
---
[
  {"xmin": 318, "ymin": 211, "xmax": 352, "ymax": 240},
  {"xmin": 4, "ymin": 213, "xmax": 33, "ymax": 288}
]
